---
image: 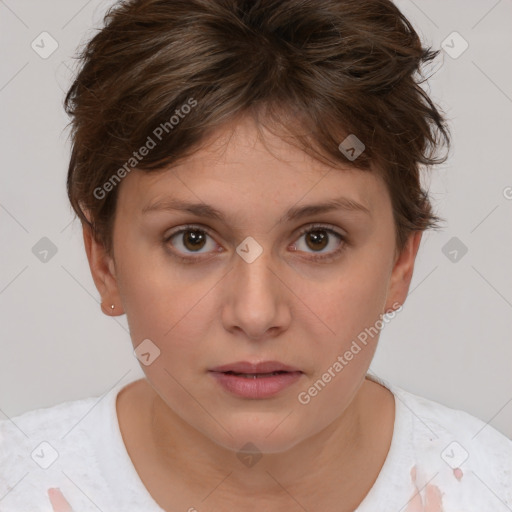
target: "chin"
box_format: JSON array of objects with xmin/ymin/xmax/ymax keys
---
[{"xmin": 209, "ymin": 419, "xmax": 308, "ymax": 455}]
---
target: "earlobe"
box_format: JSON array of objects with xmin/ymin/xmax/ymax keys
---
[
  {"xmin": 100, "ymin": 302, "xmax": 118, "ymax": 315},
  {"xmin": 82, "ymin": 222, "xmax": 124, "ymax": 316}
]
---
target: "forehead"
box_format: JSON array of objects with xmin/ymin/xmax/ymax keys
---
[{"xmin": 116, "ymin": 117, "xmax": 389, "ymax": 218}]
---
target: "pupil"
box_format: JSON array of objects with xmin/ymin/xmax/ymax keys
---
[
  {"xmin": 306, "ymin": 230, "xmax": 328, "ymax": 251},
  {"xmin": 184, "ymin": 230, "xmax": 205, "ymax": 251}
]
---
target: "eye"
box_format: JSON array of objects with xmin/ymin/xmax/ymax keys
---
[
  {"xmin": 164, "ymin": 223, "xmax": 347, "ymax": 263},
  {"xmin": 164, "ymin": 225, "xmax": 219, "ymax": 261},
  {"xmin": 291, "ymin": 224, "xmax": 346, "ymax": 261}
]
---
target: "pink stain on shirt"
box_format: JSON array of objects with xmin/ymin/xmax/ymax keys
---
[
  {"xmin": 453, "ymin": 467, "xmax": 463, "ymax": 481},
  {"xmin": 405, "ymin": 465, "xmax": 445, "ymax": 512},
  {"xmin": 48, "ymin": 488, "xmax": 73, "ymax": 512}
]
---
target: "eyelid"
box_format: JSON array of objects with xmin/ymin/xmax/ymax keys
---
[
  {"xmin": 294, "ymin": 222, "xmax": 345, "ymax": 238},
  {"xmin": 165, "ymin": 222, "xmax": 345, "ymax": 240},
  {"xmin": 164, "ymin": 223, "xmax": 216, "ymax": 240}
]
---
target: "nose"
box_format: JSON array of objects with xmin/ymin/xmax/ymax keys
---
[{"xmin": 221, "ymin": 245, "xmax": 291, "ymax": 341}]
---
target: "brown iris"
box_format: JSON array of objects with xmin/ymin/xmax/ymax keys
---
[
  {"xmin": 182, "ymin": 229, "xmax": 207, "ymax": 251},
  {"xmin": 305, "ymin": 229, "xmax": 329, "ymax": 251}
]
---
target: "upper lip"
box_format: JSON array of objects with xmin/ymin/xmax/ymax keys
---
[{"xmin": 209, "ymin": 361, "xmax": 302, "ymax": 374}]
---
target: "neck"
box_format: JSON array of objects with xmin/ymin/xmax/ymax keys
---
[{"xmin": 142, "ymin": 377, "xmax": 392, "ymax": 510}]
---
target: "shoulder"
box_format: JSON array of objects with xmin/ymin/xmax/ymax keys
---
[
  {"xmin": 0, "ymin": 392, "xmax": 103, "ymax": 463},
  {"xmin": 392, "ymin": 384, "xmax": 512, "ymax": 508},
  {"xmin": 395, "ymin": 385, "xmax": 512, "ymax": 456},
  {"xmin": 0, "ymin": 391, "xmax": 111, "ymax": 511},
  {"xmin": 0, "ymin": 393, "xmax": 100, "ymax": 437}
]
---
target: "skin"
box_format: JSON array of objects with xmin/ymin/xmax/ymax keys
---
[{"xmin": 66, "ymin": 115, "xmax": 422, "ymax": 512}]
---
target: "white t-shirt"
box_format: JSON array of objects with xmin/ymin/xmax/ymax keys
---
[{"xmin": 1, "ymin": 374, "xmax": 511, "ymax": 511}]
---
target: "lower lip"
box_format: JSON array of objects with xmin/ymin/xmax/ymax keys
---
[{"xmin": 209, "ymin": 371, "xmax": 303, "ymax": 398}]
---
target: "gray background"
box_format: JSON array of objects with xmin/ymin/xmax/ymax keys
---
[{"xmin": 1, "ymin": 0, "xmax": 511, "ymax": 439}]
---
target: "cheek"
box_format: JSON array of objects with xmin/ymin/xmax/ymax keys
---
[
  {"xmin": 113, "ymin": 235, "xmax": 187, "ymax": 329},
  {"xmin": 116, "ymin": 263, "xmax": 217, "ymax": 369},
  {"xmin": 311, "ymin": 259, "xmax": 390, "ymax": 340}
]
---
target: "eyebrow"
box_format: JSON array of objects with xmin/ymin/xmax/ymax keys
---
[{"xmin": 141, "ymin": 196, "xmax": 371, "ymax": 223}]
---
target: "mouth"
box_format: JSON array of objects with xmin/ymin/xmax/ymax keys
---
[
  {"xmin": 208, "ymin": 361, "xmax": 303, "ymax": 398},
  {"xmin": 209, "ymin": 360, "xmax": 303, "ymax": 375},
  {"xmin": 218, "ymin": 370, "xmax": 297, "ymax": 379}
]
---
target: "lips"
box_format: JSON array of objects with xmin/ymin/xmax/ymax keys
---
[
  {"xmin": 209, "ymin": 362, "xmax": 304, "ymax": 398},
  {"xmin": 209, "ymin": 360, "xmax": 302, "ymax": 375}
]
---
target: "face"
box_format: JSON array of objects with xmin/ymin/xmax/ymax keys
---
[{"xmin": 85, "ymin": 115, "xmax": 421, "ymax": 455}]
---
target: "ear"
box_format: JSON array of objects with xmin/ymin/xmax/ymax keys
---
[
  {"xmin": 383, "ymin": 231, "xmax": 423, "ymax": 314},
  {"xmin": 82, "ymin": 219, "xmax": 124, "ymax": 317}
]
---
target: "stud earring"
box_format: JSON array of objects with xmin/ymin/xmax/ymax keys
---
[{"xmin": 101, "ymin": 302, "xmax": 115, "ymax": 312}]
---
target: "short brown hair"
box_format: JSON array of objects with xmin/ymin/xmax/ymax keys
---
[{"xmin": 64, "ymin": 0, "xmax": 450, "ymax": 257}]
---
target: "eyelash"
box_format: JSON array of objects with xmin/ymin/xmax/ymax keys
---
[{"xmin": 163, "ymin": 223, "xmax": 347, "ymax": 263}]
